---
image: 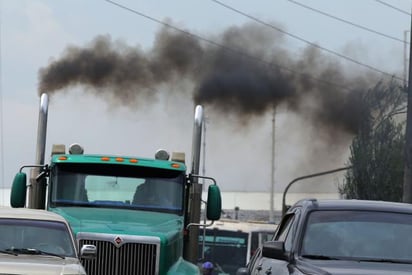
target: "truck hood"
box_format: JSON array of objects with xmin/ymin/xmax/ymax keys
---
[
  {"xmin": 296, "ymin": 259, "xmax": 412, "ymax": 275},
  {"xmin": 51, "ymin": 207, "xmax": 183, "ymax": 238},
  {"xmin": 0, "ymin": 254, "xmax": 86, "ymax": 275}
]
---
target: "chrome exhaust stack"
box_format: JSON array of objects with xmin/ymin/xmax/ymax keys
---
[
  {"xmin": 184, "ymin": 105, "xmax": 204, "ymax": 263},
  {"xmin": 28, "ymin": 93, "xmax": 49, "ymax": 209},
  {"xmin": 190, "ymin": 105, "xmax": 203, "ymax": 175}
]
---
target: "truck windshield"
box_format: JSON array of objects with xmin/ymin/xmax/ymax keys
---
[{"xmin": 50, "ymin": 163, "xmax": 185, "ymax": 214}]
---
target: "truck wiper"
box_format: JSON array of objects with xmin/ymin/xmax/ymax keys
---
[
  {"xmin": 301, "ymin": 254, "xmax": 341, "ymax": 260},
  {"xmin": 6, "ymin": 248, "xmax": 65, "ymax": 259}
]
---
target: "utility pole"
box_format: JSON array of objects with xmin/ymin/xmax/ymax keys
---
[
  {"xmin": 269, "ymin": 107, "xmax": 276, "ymax": 223},
  {"xmin": 403, "ymin": 17, "xmax": 412, "ymax": 203},
  {"xmin": 405, "ymin": 30, "xmax": 410, "ymax": 88}
]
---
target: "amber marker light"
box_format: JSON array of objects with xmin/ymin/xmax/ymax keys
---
[
  {"xmin": 129, "ymin": 159, "xmax": 138, "ymax": 163},
  {"xmin": 58, "ymin": 156, "xmax": 68, "ymax": 160},
  {"xmin": 101, "ymin": 157, "xmax": 110, "ymax": 161},
  {"xmin": 171, "ymin": 163, "xmax": 180, "ymax": 168},
  {"xmin": 116, "ymin": 157, "xmax": 124, "ymax": 162}
]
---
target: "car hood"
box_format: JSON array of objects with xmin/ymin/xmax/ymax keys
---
[
  {"xmin": 0, "ymin": 254, "xmax": 86, "ymax": 275},
  {"xmin": 296, "ymin": 259, "xmax": 412, "ymax": 275}
]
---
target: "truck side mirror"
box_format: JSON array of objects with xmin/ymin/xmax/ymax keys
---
[
  {"xmin": 10, "ymin": 172, "xmax": 27, "ymax": 208},
  {"xmin": 206, "ymin": 184, "xmax": 222, "ymax": 221}
]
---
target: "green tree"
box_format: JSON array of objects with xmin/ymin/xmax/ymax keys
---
[{"xmin": 339, "ymin": 80, "xmax": 406, "ymax": 201}]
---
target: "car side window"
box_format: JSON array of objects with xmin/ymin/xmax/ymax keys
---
[
  {"xmin": 275, "ymin": 211, "xmax": 299, "ymax": 252},
  {"xmin": 247, "ymin": 216, "xmax": 294, "ymax": 274},
  {"xmin": 275, "ymin": 214, "xmax": 294, "ymax": 242}
]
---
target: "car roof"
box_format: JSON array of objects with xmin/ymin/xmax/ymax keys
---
[
  {"xmin": 0, "ymin": 207, "xmax": 68, "ymax": 223},
  {"xmin": 291, "ymin": 198, "xmax": 412, "ymax": 214}
]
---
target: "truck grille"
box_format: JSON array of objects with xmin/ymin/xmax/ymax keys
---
[{"xmin": 78, "ymin": 233, "xmax": 160, "ymax": 275}]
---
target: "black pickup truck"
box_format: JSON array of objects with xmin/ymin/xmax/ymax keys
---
[{"xmin": 237, "ymin": 198, "xmax": 412, "ymax": 275}]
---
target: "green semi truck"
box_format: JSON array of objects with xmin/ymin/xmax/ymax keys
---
[{"xmin": 10, "ymin": 93, "xmax": 222, "ymax": 275}]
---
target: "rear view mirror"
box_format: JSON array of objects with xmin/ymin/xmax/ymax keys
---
[{"xmin": 206, "ymin": 184, "xmax": 222, "ymax": 221}]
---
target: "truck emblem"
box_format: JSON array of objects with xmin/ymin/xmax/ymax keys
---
[{"xmin": 114, "ymin": 236, "xmax": 123, "ymax": 248}]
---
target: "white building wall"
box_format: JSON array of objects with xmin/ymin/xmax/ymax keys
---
[{"xmin": 204, "ymin": 191, "xmax": 341, "ymax": 211}]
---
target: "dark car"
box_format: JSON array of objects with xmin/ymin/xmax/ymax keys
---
[{"xmin": 237, "ymin": 198, "xmax": 412, "ymax": 275}]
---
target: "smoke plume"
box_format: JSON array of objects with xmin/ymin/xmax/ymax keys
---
[{"xmin": 39, "ymin": 22, "xmax": 381, "ymax": 140}]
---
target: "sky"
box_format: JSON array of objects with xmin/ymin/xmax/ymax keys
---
[{"xmin": 1, "ymin": 0, "xmax": 412, "ymax": 201}]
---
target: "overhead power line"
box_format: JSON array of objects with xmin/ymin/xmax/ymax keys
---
[
  {"xmin": 104, "ymin": 0, "xmax": 405, "ymax": 91},
  {"xmin": 288, "ymin": 0, "xmax": 408, "ymax": 44},
  {"xmin": 375, "ymin": 0, "xmax": 411, "ymax": 16},
  {"xmin": 211, "ymin": 0, "xmax": 403, "ymax": 81}
]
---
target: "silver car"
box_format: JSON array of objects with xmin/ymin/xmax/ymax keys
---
[{"xmin": 0, "ymin": 207, "xmax": 96, "ymax": 275}]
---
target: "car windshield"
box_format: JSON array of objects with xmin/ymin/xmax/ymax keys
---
[
  {"xmin": 0, "ymin": 218, "xmax": 76, "ymax": 258},
  {"xmin": 301, "ymin": 210, "xmax": 412, "ymax": 262},
  {"xmin": 50, "ymin": 163, "xmax": 184, "ymax": 214}
]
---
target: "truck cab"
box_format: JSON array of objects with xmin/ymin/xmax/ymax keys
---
[{"xmin": 11, "ymin": 144, "xmax": 222, "ymax": 275}]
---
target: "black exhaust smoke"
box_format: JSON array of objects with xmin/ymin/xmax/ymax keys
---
[{"xmin": 38, "ymin": 22, "xmax": 380, "ymax": 140}]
